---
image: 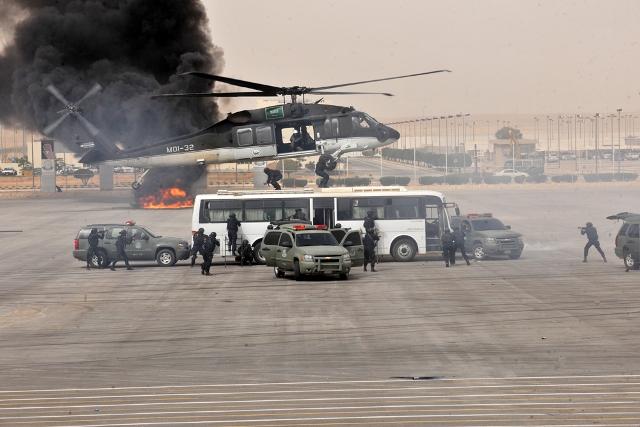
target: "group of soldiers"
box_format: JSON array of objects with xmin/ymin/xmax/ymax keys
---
[
  {"xmin": 189, "ymin": 228, "xmax": 221, "ymax": 275},
  {"xmin": 262, "ymin": 153, "xmax": 339, "ymax": 191},
  {"xmin": 85, "ymin": 228, "xmax": 134, "ymax": 271}
]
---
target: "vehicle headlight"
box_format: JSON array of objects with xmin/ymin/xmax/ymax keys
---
[
  {"xmin": 484, "ymin": 237, "xmax": 495, "ymax": 243},
  {"xmin": 302, "ymin": 254, "xmax": 314, "ymax": 262},
  {"xmin": 177, "ymin": 242, "xmax": 189, "ymax": 249},
  {"xmin": 343, "ymin": 254, "xmax": 351, "ymax": 262},
  {"xmin": 516, "ymin": 236, "xmax": 523, "ymax": 243}
]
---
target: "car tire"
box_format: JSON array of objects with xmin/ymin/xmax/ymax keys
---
[
  {"xmin": 253, "ymin": 243, "xmax": 266, "ymax": 265},
  {"xmin": 623, "ymin": 250, "xmax": 638, "ymax": 269},
  {"xmin": 473, "ymin": 244, "xmax": 486, "ymax": 260},
  {"xmin": 91, "ymin": 250, "xmax": 109, "ymax": 268},
  {"xmin": 156, "ymin": 249, "xmax": 176, "ymax": 266},
  {"xmin": 293, "ymin": 260, "xmax": 304, "ymax": 281},
  {"xmin": 508, "ymin": 250, "xmax": 522, "ymax": 259},
  {"xmin": 391, "ymin": 238, "xmax": 417, "ymax": 262},
  {"xmin": 339, "ymin": 273, "xmax": 349, "ymax": 280},
  {"xmin": 274, "ymin": 267, "xmax": 285, "ymax": 278}
]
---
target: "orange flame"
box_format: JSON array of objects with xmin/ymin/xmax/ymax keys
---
[{"xmin": 139, "ymin": 187, "xmax": 194, "ymax": 209}]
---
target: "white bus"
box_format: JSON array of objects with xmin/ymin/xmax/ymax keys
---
[{"xmin": 191, "ymin": 187, "xmax": 455, "ymax": 263}]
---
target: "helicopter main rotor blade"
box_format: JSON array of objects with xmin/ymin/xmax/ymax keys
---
[
  {"xmin": 43, "ymin": 111, "xmax": 70, "ymax": 136},
  {"xmin": 312, "ymin": 70, "xmax": 451, "ymax": 91},
  {"xmin": 309, "ymin": 91, "xmax": 394, "ymax": 96},
  {"xmin": 151, "ymin": 91, "xmax": 271, "ymax": 100},
  {"xmin": 76, "ymin": 115, "xmax": 101, "ymax": 138},
  {"xmin": 181, "ymin": 72, "xmax": 281, "ymax": 94},
  {"xmin": 76, "ymin": 83, "xmax": 103, "ymax": 106},
  {"xmin": 46, "ymin": 84, "xmax": 71, "ymax": 106}
]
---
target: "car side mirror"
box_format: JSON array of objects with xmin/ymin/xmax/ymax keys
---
[
  {"xmin": 506, "ymin": 225, "xmax": 511, "ymax": 229},
  {"xmin": 281, "ymin": 241, "xmax": 293, "ymax": 248},
  {"xmin": 455, "ymin": 207, "xmax": 460, "ymax": 216},
  {"xmin": 343, "ymin": 240, "xmax": 353, "ymax": 247},
  {"xmin": 142, "ymin": 234, "xmax": 149, "ymax": 240}
]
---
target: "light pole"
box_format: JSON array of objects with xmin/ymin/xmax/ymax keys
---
[
  {"xmin": 445, "ymin": 115, "xmax": 453, "ymax": 181},
  {"xmin": 439, "ymin": 117, "xmax": 444, "ymax": 155},
  {"xmin": 617, "ymin": 109, "xmax": 622, "ymax": 173},
  {"xmin": 595, "ymin": 113, "xmax": 600, "ymax": 174},
  {"xmin": 609, "ymin": 114, "xmax": 615, "ymax": 172}
]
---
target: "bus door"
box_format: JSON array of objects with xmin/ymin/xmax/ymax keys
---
[
  {"xmin": 424, "ymin": 197, "xmax": 445, "ymax": 252},
  {"xmin": 312, "ymin": 198, "xmax": 335, "ymax": 227}
]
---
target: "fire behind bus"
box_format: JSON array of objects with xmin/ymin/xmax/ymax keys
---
[{"xmin": 191, "ymin": 187, "xmax": 455, "ymax": 263}]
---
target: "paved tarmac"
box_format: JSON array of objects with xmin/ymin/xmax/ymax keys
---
[{"xmin": 1, "ymin": 185, "xmax": 639, "ymax": 426}]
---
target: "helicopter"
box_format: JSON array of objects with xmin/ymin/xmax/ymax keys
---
[{"xmin": 43, "ymin": 70, "xmax": 450, "ymax": 189}]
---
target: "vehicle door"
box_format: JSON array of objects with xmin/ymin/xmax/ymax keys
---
[
  {"xmin": 276, "ymin": 232, "xmax": 295, "ymax": 270},
  {"xmin": 340, "ymin": 230, "xmax": 365, "ymax": 267},
  {"xmin": 102, "ymin": 227, "xmax": 124, "ymax": 259},
  {"xmin": 127, "ymin": 227, "xmax": 154, "ymax": 260},
  {"xmin": 424, "ymin": 198, "xmax": 444, "ymax": 252},
  {"xmin": 260, "ymin": 230, "xmax": 281, "ymax": 267},
  {"xmin": 460, "ymin": 220, "xmax": 473, "ymax": 252},
  {"xmin": 626, "ymin": 223, "xmax": 640, "ymax": 255}
]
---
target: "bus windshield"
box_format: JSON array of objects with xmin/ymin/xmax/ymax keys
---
[
  {"xmin": 296, "ymin": 232, "xmax": 340, "ymax": 247},
  {"xmin": 471, "ymin": 218, "xmax": 507, "ymax": 231}
]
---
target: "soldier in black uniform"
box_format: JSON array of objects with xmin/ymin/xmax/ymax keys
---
[
  {"xmin": 363, "ymin": 228, "xmax": 380, "ymax": 272},
  {"xmin": 290, "ymin": 129, "xmax": 303, "ymax": 151},
  {"xmin": 452, "ymin": 226, "xmax": 471, "ymax": 265},
  {"xmin": 263, "ymin": 167, "xmax": 282, "ymax": 190},
  {"xmin": 237, "ymin": 239, "xmax": 254, "ymax": 266},
  {"xmin": 581, "ymin": 221, "xmax": 607, "ymax": 262},
  {"xmin": 226, "ymin": 213, "xmax": 241, "ymax": 254},
  {"xmin": 109, "ymin": 229, "xmax": 133, "ymax": 271},
  {"xmin": 290, "ymin": 208, "xmax": 307, "ymax": 220},
  {"xmin": 86, "ymin": 228, "xmax": 104, "ymax": 269},
  {"xmin": 315, "ymin": 154, "xmax": 337, "ymax": 188},
  {"xmin": 441, "ymin": 228, "xmax": 455, "ymax": 267},
  {"xmin": 201, "ymin": 232, "xmax": 220, "ymax": 276},
  {"xmin": 190, "ymin": 227, "xmax": 206, "ymax": 267},
  {"xmin": 363, "ymin": 210, "xmax": 378, "ymax": 230}
]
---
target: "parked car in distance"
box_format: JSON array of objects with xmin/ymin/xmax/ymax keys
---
[
  {"xmin": 73, "ymin": 221, "xmax": 191, "ymax": 268},
  {"xmin": 625, "ymin": 152, "xmax": 640, "ymax": 160},
  {"xmin": 548, "ymin": 154, "xmax": 559, "ymax": 163},
  {"xmin": 260, "ymin": 221, "xmax": 364, "ymax": 280},
  {"xmin": 1, "ymin": 167, "xmax": 18, "ymax": 176},
  {"xmin": 494, "ymin": 169, "xmax": 529, "ymax": 178}
]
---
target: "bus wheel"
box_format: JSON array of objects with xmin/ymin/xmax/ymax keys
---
[
  {"xmin": 391, "ymin": 238, "xmax": 417, "ymax": 262},
  {"xmin": 253, "ymin": 243, "xmax": 266, "ymax": 265}
]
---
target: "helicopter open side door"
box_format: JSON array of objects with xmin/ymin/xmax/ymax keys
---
[{"xmin": 233, "ymin": 125, "xmax": 278, "ymax": 161}]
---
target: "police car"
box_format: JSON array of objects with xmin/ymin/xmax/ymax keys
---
[
  {"xmin": 260, "ymin": 222, "xmax": 364, "ymax": 280},
  {"xmin": 73, "ymin": 221, "xmax": 191, "ymax": 268},
  {"xmin": 450, "ymin": 213, "xmax": 524, "ymax": 260}
]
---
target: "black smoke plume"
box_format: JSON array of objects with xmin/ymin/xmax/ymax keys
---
[{"xmin": 0, "ymin": 0, "xmax": 224, "ymax": 149}]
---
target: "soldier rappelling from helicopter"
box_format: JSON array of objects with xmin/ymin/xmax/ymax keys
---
[{"xmin": 315, "ymin": 153, "xmax": 338, "ymax": 188}]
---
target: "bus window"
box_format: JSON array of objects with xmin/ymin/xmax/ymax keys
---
[
  {"xmin": 245, "ymin": 200, "xmax": 283, "ymax": 222},
  {"xmin": 337, "ymin": 198, "xmax": 352, "ymax": 220},
  {"xmin": 385, "ymin": 197, "xmax": 419, "ymax": 219},
  {"xmin": 284, "ymin": 199, "xmax": 310, "ymax": 220},
  {"xmin": 352, "ymin": 197, "xmax": 385, "ymax": 220},
  {"xmin": 203, "ymin": 200, "xmax": 242, "ymax": 222}
]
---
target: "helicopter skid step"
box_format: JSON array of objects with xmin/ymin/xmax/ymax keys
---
[{"xmin": 273, "ymin": 150, "xmax": 319, "ymax": 159}]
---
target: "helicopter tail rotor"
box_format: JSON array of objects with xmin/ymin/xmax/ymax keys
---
[
  {"xmin": 43, "ymin": 83, "xmax": 103, "ymax": 136},
  {"xmin": 43, "ymin": 83, "xmax": 122, "ymax": 159}
]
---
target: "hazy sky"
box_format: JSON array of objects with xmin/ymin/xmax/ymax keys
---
[{"xmin": 205, "ymin": 0, "xmax": 639, "ymax": 120}]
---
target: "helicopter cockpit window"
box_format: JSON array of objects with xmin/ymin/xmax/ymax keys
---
[
  {"xmin": 256, "ymin": 126, "xmax": 273, "ymax": 145},
  {"xmin": 364, "ymin": 113, "xmax": 379, "ymax": 127},
  {"xmin": 237, "ymin": 128, "xmax": 253, "ymax": 146},
  {"xmin": 352, "ymin": 115, "xmax": 370, "ymax": 129}
]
